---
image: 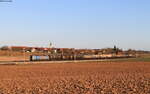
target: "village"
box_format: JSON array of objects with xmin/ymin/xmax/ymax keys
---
[{"xmin": 0, "ymin": 44, "xmax": 140, "ymax": 61}]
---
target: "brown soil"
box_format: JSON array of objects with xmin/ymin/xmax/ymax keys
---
[
  {"xmin": 0, "ymin": 62, "xmax": 149, "ymax": 94},
  {"xmin": 0, "ymin": 56, "xmax": 28, "ymax": 62}
]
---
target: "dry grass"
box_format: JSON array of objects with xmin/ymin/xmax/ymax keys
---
[{"xmin": 0, "ymin": 62, "xmax": 149, "ymax": 94}]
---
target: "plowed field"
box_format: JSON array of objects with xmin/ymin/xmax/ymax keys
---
[{"xmin": 0, "ymin": 62, "xmax": 150, "ymax": 94}]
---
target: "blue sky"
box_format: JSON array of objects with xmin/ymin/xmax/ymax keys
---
[{"xmin": 0, "ymin": 0, "xmax": 150, "ymax": 50}]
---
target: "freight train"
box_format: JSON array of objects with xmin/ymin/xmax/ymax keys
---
[{"xmin": 30, "ymin": 54, "xmax": 136, "ymax": 61}]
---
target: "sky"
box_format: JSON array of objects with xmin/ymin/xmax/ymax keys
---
[{"xmin": 0, "ymin": 0, "xmax": 150, "ymax": 50}]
